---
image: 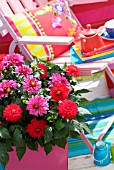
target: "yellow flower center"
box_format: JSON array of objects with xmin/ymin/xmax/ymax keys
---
[
  {"xmin": 36, "ymin": 128, "xmax": 40, "ymax": 132},
  {"xmin": 6, "ymin": 87, "xmax": 11, "ymax": 93},
  {"xmin": 33, "ymin": 103, "xmax": 40, "ymax": 109},
  {"xmin": 56, "ymin": 91, "xmax": 61, "ymax": 95},
  {"xmin": 30, "ymin": 81, "xmax": 36, "ymax": 87},
  {"xmin": 12, "ymin": 109, "xmax": 16, "ymax": 113}
]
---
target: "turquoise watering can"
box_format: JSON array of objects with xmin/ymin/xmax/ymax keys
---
[
  {"xmin": 94, "ymin": 141, "xmax": 111, "ymax": 166},
  {"xmin": 0, "ymin": 163, "xmax": 5, "ymax": 170}
]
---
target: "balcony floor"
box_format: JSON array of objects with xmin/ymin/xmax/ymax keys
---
[{"xmin": 68, "ymin": 154, "xmax": 114, "ymax": 170}]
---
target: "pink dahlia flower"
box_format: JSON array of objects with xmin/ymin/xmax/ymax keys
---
[
  {"xmin": 2, "ymin": 53, "xmax": 24, "ymax": 68},
  {"xmin": 48, "ymin": 73, "xmax": 70, "ymax": 88},
  {"xmin": 22, "ymin": 76, "xmax": 41, "ymax": 94},
  {"xmin": 16, "ymin": 65, "xmax": 32, "ymax": 77},
  {"xmin": 26, "ymin": 95, "xmax": 49, "ymax": 116}
]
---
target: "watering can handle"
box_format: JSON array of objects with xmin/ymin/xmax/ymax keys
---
[{"xmin": 93, "ymin": 144, "xmax": 109, "ymax": 164}]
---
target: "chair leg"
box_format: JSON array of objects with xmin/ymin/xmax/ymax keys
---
[
  {"xmin": 9, "ymin": 39, "xmax": 34, "ymax": 62},
  {"xmin": 9, "ymin": 39, "xmax": 18, "ymax": 54},
  {"xmin": 80, "ymin": 132, "xmax": 94, "ymax": 153}
]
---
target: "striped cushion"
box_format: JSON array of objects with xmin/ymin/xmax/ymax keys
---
[{"xmin": 5, "ymin": 12, "xmax": 52, "ymax": 61}]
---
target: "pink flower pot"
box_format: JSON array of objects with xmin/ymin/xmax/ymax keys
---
[{"xmin": 6, "ymin": 144, "xmax": 68, "ymax": 170}]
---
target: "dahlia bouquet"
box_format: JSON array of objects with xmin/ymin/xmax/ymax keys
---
[{"xmin": 0, "ymin": 53, "xmax": 90, "ymax": 166}]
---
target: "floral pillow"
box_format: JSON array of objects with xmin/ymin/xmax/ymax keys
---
[{"xmin": 2, "ymin": 0, "xmax": 80, "ymax": 60}]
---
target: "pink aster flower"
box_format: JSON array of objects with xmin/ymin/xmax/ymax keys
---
[
  {"xmin": 16, "ymin": 65, "xmax": 32, "ymax": 77},
  {"xmin": 48, "ymin": 73, "xmax": 70, "ymax": 88},
  {"xmin": 2, "ymin": 53, "xmax": 24, "ymax": 68},
  {"xmin": 26, "ymin": 95, "xmax": 49, "ymax": 116},
  {"xmin": 22, "ymin": 76, "xmax": 41, "ymax": 94}
]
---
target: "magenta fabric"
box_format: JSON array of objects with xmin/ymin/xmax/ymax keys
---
[
  {"xmin": 6, "ymin": 144, "xmax": 68, "ymax": 170},
  {"xmin": 71, "ymin": 0, "xmax": 114, "ymax": 28}
]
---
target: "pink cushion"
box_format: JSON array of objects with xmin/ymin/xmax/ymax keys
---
[{"xmin": 28, "ymin": 0, "xmax": 79, "ymax": 57}]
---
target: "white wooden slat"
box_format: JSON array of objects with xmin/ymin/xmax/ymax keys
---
[
  {"xmin": 0, "ymin": 0, "xmax": 13, "ymax": 15},
  {"xmin": 7, "ymin": 0, "xmax": 25, "ymax": 13},
  {"xmin": 20, "ymin": 0, "xmax": 38, "ymax": 10},
  {"xmin": 18, "ymin": 36, "xmax": 74, "ymax": 45}
]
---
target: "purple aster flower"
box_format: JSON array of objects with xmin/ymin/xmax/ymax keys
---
[
  {"xmin": 2, "ymin": 53, "xmax": 24, "ymax": 68},
  {"xmin": 26, "ymin": 95, "xmax": 49, "ymax": 116},
  {"xmin": 48, "ymin": 73, "xmax": 70, "ymax": 88},
  {"xmin": 16, "ymin": 65, "xmax": 32, "ymax": 77},
  {"xmin": 22, "ymin": 76, "xmax": 41, "ymax": 94}
]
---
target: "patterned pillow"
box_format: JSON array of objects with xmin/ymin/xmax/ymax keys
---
[{"xmin": 2, "ymin": 0, "xmax": 80, "ymax": 61}]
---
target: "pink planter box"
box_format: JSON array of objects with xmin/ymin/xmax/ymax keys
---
[{"xmin": 6, "ymin": 144, "xmax": 68, "ymax": 170}]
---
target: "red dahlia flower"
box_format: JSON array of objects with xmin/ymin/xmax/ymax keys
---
[
  {"xmin": 66, "ymin": 65, "xmax": 80, "ymax": 76},
  {"xmin": 50, "ymin": 83, "xmax": 69, "ymax": 102},
  {"xmin": 3, "ymin": 104, "xmax": 23, "ymax": 122},
  {"xmin": 58, "ymin": 100, "xmax": 78, "ymax": 119},
  {"xmin": 38, "ymin": 63, "xmax": 48, "ymax": 80},
  {"xmin": 26, "ymin": 118, "xmax": 46, "ymax": 138}
]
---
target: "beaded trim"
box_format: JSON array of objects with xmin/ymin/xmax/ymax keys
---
[{"xmin": 25, "ymin": 9, "xmax": 54, "ymax": 60}]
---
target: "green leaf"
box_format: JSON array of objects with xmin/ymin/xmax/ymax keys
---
[
  {"xmin": 5, "ymin": 139, "xmax": 13, "ymax": 152},
  {"xmin": 0, "ymin": 142, "xmax": 9, "ymax": 166},
  {"xmin": 9, "ymin": 125, "xmax": 16, "ymax": 133},
  {"xmin": 38, "ymin": 137, "xmax": 43, "ymax": 147},
  {"xmin": 27, "ymin": 140, "xmax": 38, "ymax": 151},
  {"xmin": 70, "ymin": 131, "xmax": 80, "ymax": 138},
  {"xmin": 44, "ymin": 126, "xmax": 53, "ymax": 144},
  {"xmin": 0, "ymin": 127, "xmax": 11, "ymax": 139},
  {"xmin": 70, "ymin": 120, "xmax": 80, "ymax": 133},
  {"xmin": 81, "ymin": 122, "xmax": 92, "ymax": 135},
  {"xmin": 44, "ymin": 143, "xmax": 52, "ymax": 155},
  {"xmin": 78, "ymin": 107, "xmax": 91, "ymax": 116},
  {"xmin": 34, "ymin": 72, "xmax": 40, "ymax": 78},
  {"xmin": 54, "ymin": 137, "xmax": 67, "ymax": 148},
  {"xmin": 79, "ymin": 98, "xmax": 89, "ymax": 105},
  {"xmin": 55, "ymin": 121, "xmax": 65, "ymax": 130},
  {"xmin": 24, "ymin": 60, "xmax": 30, "ymax": 65},
  {"xmin": 16, "ymin": 147, "xmax": 26, "ymax": 161},
  {"xmin": 54, "ymin": 127, "xmax": 69, "ymax": 139},
  {"xmin": 13, "ymin": 128, "xmax": 25, "ymax": 147},
  {"xmin": 74, "ymin": 89, "xmax": 90, "ymax": 95}
]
